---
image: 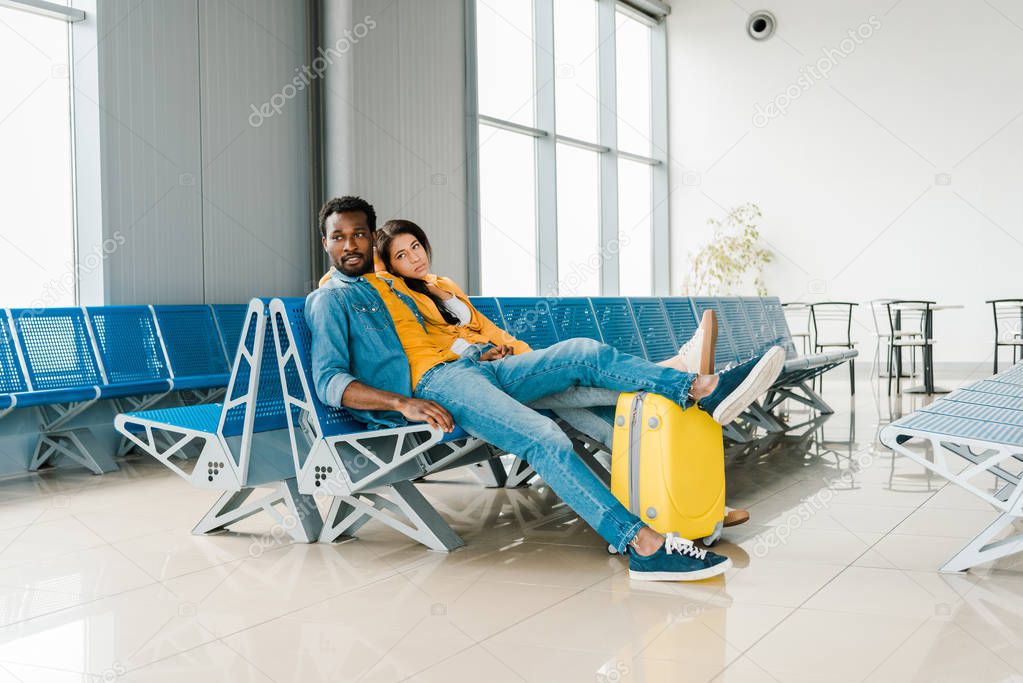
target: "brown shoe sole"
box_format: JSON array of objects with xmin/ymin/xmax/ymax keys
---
[
  {"xmin": 700, "ymin": 309, "xmax": 717, "ymax": 375},
  {"xmin": 723, "ymin": 508, "xmax": 750, "ymax": 527}
]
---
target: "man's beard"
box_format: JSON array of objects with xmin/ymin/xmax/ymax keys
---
[{"xmin": 336, "ymin": 253, "xmax": 373, "ymax": 277}]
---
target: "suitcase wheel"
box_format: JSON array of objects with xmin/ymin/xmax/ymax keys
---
[
  {"xmin": 607, "ymin": 544, "xmax": 617, "ymax": 555},
  {"xmin": 703, "ymin": 521, "xmax": 724, "ymax": 546}
]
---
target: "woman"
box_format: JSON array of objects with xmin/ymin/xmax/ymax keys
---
[
  {"xmin": 373, "ymin": 219, "xmax": 705, "ymax": 373},
  {"xmin": 373, "ymin": 219, "xmax": 750, "ymax": 527}
]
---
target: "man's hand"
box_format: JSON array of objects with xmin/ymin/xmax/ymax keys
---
[
  {"xmin": 479, "ymin": 344, "xmax": 513, "ymax": 362},
  {"xmin": 396, "ymin": 397, "xmax": 455, "ymax": 432}
]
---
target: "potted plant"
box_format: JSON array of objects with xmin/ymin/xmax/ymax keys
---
[{"xmin": 683, "ymin": 202, "xmax": 772, "ymax": 296}]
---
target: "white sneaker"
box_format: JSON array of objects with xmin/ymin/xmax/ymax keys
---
[{"xmin": 677, "ymin": 310, "xmax": 717, "ymax": 374}]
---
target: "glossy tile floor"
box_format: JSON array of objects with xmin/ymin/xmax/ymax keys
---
[{"xmin": 1, "ymin": 373, "xmax": 1022, "ymax": 682}]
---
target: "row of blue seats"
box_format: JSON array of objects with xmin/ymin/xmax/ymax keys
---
[
  {"xmin": 0, "ymin": 304, "xmax": 249, "ymax": 473},
  {"xmin": 469, "ymin": 296, "xmax": 856, "ymax": 436},
  {"xmin": 467, "ymin": 295, "xmax": 793, "ymax": 368},
  {"xmin": 114, "ymin": 295, "xmax": 858, "ymax": 550}
]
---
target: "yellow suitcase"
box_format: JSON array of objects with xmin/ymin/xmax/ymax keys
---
[{"xmin": 610, "ymin": 390, "xmax": 726, "ymax": 545}]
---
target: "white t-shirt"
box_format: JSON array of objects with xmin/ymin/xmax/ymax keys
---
[
  {"xmin": 440, "ymin": 296, "xmax": 475, "ymax": 355},
  {"xmin": 441, "ymin": 296, "xmax": 472, "ymax": 325}
]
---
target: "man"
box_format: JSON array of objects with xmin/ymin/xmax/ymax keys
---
[{"xmin": 307, "ymin": 196, "xmax": 784, "ymax": 581}]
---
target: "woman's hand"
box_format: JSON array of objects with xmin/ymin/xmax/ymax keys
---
[{"xmin": 479, "ymin": 344, "xmax": 514, "ymax": 362}]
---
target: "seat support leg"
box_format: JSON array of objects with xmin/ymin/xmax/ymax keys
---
[
  {"xmin": 192, "ymin": 479, "xmax": 322, "ymax": 542},
  {"xmin": 504, "ymin": 457, "xmax": 538, "ymax": 488},
  {"xmin": 470, "ymin": 458, "xmax": 508, "ymax": 488},
  {"xmin": 795, "ymin": 381, "xmax": 834, "ymax": 414},
  {"xmin": 941, "ymin": 512, "xmax": 1023, "ymax": 573},
  {"xmin": 30, "ymin": 429, "xmax": 118, "ymax": 475},
  {"xmin": 319, "ymin": 479, "xmax": 464, "ymax": 552}
]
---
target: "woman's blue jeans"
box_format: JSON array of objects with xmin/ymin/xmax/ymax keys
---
[{"xmin": 414, "ymin": 338, "xmax": 696, "ymax": 553}]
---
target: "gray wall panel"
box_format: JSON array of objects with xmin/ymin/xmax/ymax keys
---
[
  {"xmin": 324, "ymin": 0, "xmax": 468, "ymax": 285},
  {"xmin": 96, "ymin": 0, "xmax": 204, "ymax": 305},
  {"xmin": 90, "ymin": 0, "xmax": 312, "ymax": 304},
  {"xmin": 198, "ymin": 0, "xmax": 312, "ymax": 301}
]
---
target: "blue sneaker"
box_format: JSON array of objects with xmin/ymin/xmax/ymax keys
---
[
  {"xmin": 697, "ymin": 346, "xmax": 785, "ymax": 425},
  {"xmin": 629, "ymin": 535, "xmax": 732, "ymax": 581}
]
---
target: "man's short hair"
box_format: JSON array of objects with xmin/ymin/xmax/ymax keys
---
[{"xmin": 318, "ymin": 196, "xmax": 377, "ymax": 237}]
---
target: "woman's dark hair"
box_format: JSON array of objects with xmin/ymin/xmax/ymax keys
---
[{"xmin": 376, "ymin": 219, "xmax": 461, "ymax": 326}]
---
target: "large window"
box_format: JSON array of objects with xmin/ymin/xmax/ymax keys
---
[
  {"xmin": 472, "ymin": 0, "xmax": 667, "ymax": 296},
  {"xmin": 0, "ymin": 4, "xmax": 77, "ymax": 307}
]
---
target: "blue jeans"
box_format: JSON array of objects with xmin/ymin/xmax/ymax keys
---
[
  {"xmin": 531, "ymin": 387, "xmax": 620, "ymax": 448},
  {"xmin": 414, "ymin": 338, "xmax": 696, "ymax": 552}
]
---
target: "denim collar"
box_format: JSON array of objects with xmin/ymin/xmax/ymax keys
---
[{"xmin": 329, "ymin": 266, "xmax": 370, "ymax": 285}]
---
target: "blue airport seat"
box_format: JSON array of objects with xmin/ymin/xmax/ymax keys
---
[
  {"xmin": 0, "ymin": 314, "xmax": 29, "ymax": 399},
  {"xmin": 153, "ymin": 305, "xmax": 231, "ymax": 392},
  {"xmin": 116, "ymin": 299, "xmax": 321, "ymax": 542},
  {"xmin": 12, "ymin": 307, "xmax": 169, "ymax": 400},
  {"xmin": 742, "ymin": 298, "xmax": 779, "ymax": 354},
  {"xmin": 271, "ymin": 296, "xmax": 493, "ymax": 549},
  {"xmin": 691, "ymin": 297, "xmax": 740, "ymax": 368},
  {"xmin": 628, "ymin": 298, "xmax": 677, "ymax": 362},
  {"xmin": 762, "ymin": 297, "xmax": 799, "ymax": 359},
  {"xmin": 497, "ymin": 298, "xmax": 559, "ymax": 350},
  {"xmin": 718, "ymin": 298, "xmax": 758, "ymax": 362},
  {"xmin": 6, "ymin": 307, "xmax": 174, "ymax": 474},
  {"xmin": 880, "ymin": 374, "xmax": 1023, "ymax": 571},
  {"xmin": 211, "ymin": 304, "xmax": 249, "ymax": 362},
  {"xmin": 467, "ymin": 297, "xmax": 507, "ymax": 330},
  {"xmin": 86, "ymin": 306, "xmax": 172, "ymax": 403},
  {"xmin": 549, "ymin": 298, "xmax": 602, "ymax": 343},
  {"xmin": 10, "ymin": 307, "xmax": 105, "ymax": 393},
  {"xmin": 590, "ymin": 297, "xmax": 645, "ymax": 358},
  {"xmin": 121, "ymin": 403, "xmax": 223, "ymax": 434},
  {"xmin": 661, "ymin": 298, "xmax": 700, "ymax": 355}
]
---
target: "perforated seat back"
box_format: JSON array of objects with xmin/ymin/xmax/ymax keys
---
[
  {"xmin": 628, "ymin": 298, "xmax": 677, "ymax": 362},
  {"xmin": 153, "ymin": 305, "xmax": 230, "ymax": 378},
  {"xmin": 719, "ymin": 298, "xmax": 757, "ymax": 362},
  {"xmin": 220, "ymin": 307, "xmax": 289, "ymax": 438},
  {"xmin": 590, "ymin": 297, "xmax": 645, "ymax": 358},
  {"xmin": 0, "ymin": 314, "xmax": 28, "ymax": 394},
  {"xmin": 498, "ymin": 298, "xmax": 559, "ymax": 350},
  {"xmin": 549, "ymin": 298, "xmax": 602, "ymax": 342},
  {"xmin": 212, "ymin": 304, "xmax": 249, "ymax": 362},
  {"xmin": 762, "ymin": 297, "xmax": 799, "ymax": 359},
  {"xmin": 10, "ymin": 308, "xmax": 102, "ymax": 390},
  {"xmin": 661, "ymin": 298, "xmax": 699, "ymax": 357},
  {"xmin": 691, "ymin": 298, "xmax": 739, "ymax": 368},
  {"xmin": 468, "ymin": 297, "xmax": 506, "ymax": 329},
  {"xmin": 742, "ymin": 298, "xmax": 778, "ymax": 354},
  {"xmin": 87, "ymin": 306, "xmax": 169, "ymax": 385},
  {"xmin": 274, "ymin": 297, "xmax": 371, "ymax": 438}
]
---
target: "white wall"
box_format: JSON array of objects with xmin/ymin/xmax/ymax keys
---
[
  {"xmin": 322, "ymin": 0, "xmax": 469, "ymax": 285},
  {"xmin": 666, "ymin": 0, "xmax": 1023, "ymax": 365}
]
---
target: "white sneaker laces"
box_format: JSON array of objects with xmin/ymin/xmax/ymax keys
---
[
  {"xmin": 676, "ymin": 329, "xmax": 702, "ymax": 359},
  {"xmin": 664, "ymin": 535, "xmax": 707, "ymax": 560}
]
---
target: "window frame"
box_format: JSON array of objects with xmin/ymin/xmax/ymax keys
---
[{"xmin": 466, "ymin": 0, "xmax": 669, "ymax": 296}]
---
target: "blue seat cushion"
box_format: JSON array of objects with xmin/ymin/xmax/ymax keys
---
[
  {"xmin": 170, "ymin": 374, "xmax": 231, "ymax": 391},
  {"xmin": 99, "ymin": 380, "xmax": 172, "ymax": 400},
  {"xmin": 7, "ymin": 386, "xmax": 99, "ymax": 407},
  {"xmin": 121, "ymin": 403, "xmax": 224, "ymax": 434},
  {"xmin": 440, "ymin": 426, "xmax": 469, "ymax": 443}
]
